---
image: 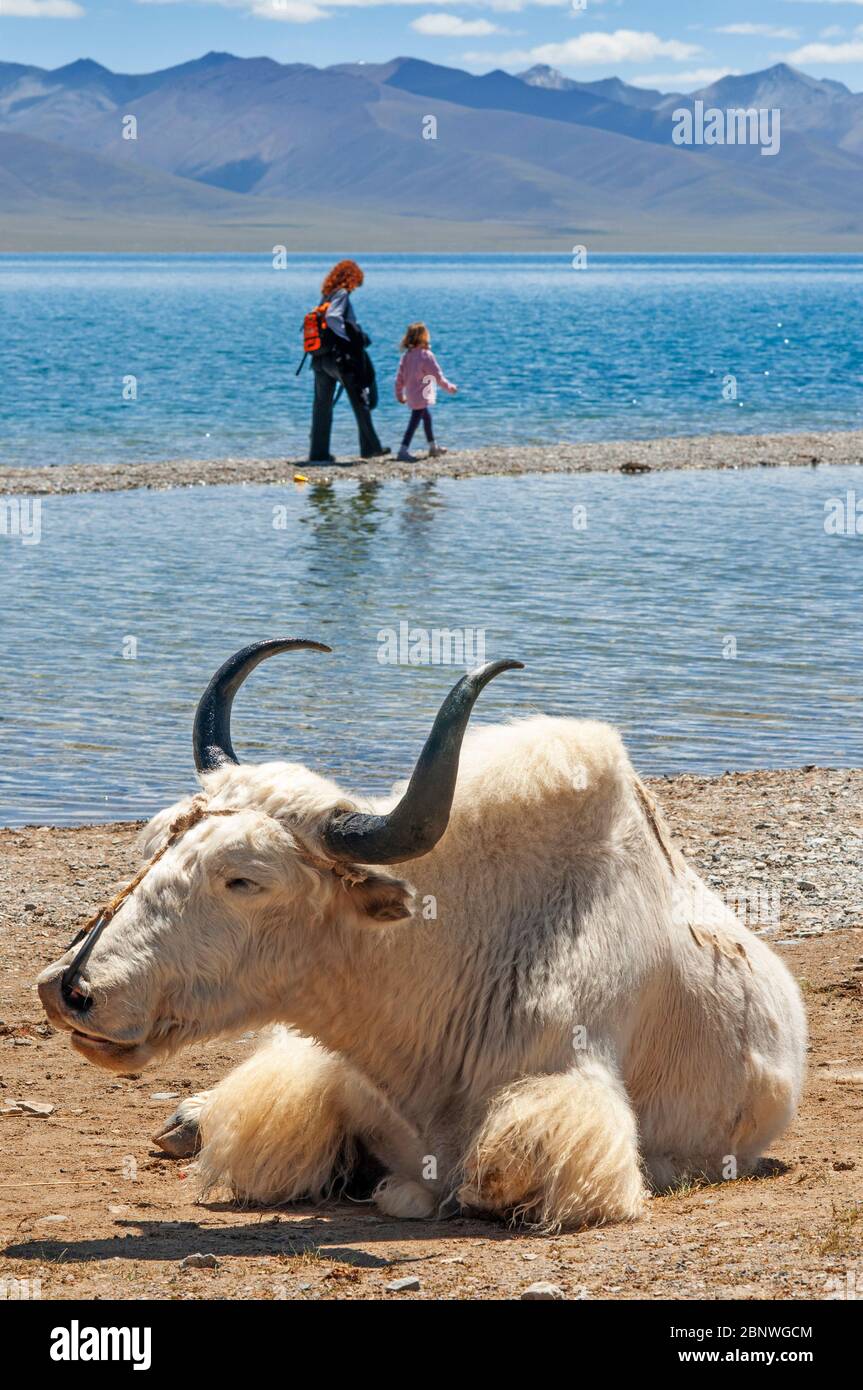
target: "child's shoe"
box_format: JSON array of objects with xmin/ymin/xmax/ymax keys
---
[
  {"xmin": 428, "ymin": 443, "xmax": 448, "ymax": 457},
  {"xmin": 397, "ymin": 446, "xmax": 417, "ymax": 462}
]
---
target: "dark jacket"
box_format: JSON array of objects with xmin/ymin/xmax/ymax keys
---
[{"xmin": 323, "ymin": 288, "xmax": 376, "ymax": 406}]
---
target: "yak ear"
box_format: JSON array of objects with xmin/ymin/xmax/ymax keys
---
[{"xmin": 345, "ymin": 871, "xmax": 416, "ymax": 925}]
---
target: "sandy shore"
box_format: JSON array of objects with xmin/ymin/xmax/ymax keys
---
[
  {"xmin": 1, "ymin": 766, "xmax": 861, "ymax": 1300},
  {"xmin": 2, "ymin": 429, "xmax": 861, "ymax": 497}
]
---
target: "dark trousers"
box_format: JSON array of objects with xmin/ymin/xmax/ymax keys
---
[
  {"xmin": 401, "ymin": 408, "xmax": 434, "ymax": 449},
  {"xmin": 309, "ymin": 355, "xmax": 383, "ymax": 461}
]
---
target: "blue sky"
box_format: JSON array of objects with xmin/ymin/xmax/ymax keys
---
[{"xmin": 2, "ymin": 0, "xmax": 863, "ymax": 90}]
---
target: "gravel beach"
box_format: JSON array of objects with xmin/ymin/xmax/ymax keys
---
[
  {"xmin": 2, "ymin": 766, "xmax": 861, "ymax": 1300},
  {"xmin": 2, "ymin": 429, "xmax": 861, "ymax": 496}
]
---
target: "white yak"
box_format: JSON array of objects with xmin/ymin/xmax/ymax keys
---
[{"xmin": 37, "ymin": 639, "xmax": 806, "ymax": 1231}]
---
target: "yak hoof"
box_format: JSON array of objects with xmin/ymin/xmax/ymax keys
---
[
  {"xmin": 152, "ymin": 1093, "xmax": 209, "ymax": 1158},
  {"xmin": 374, "ymin": 1176, "xmax": 436, "ymax": 1220}
]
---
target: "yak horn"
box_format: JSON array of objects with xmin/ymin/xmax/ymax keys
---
[
  {"xmin": 193, "ymin": 639, "xmax": 332, "ymax": 773},
  {"xmin": 322, "ymin": 658, "xmax": 523, "ymax": 865}
]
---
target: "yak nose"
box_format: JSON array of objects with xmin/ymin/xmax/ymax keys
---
[
  {"xmin": 37, "ymin": 970, "xmax": 91, "ymax": 1024},
  {"xmin": 61, "ymin": 980, "xmax": 93, "ymax": 1013}
]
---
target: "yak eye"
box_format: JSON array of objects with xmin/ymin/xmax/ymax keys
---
[{"xmin": 225, "ymin": 877, "xmax": 259, "ymax": 893}]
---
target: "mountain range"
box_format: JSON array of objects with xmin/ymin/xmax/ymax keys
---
[{"xmin": 1, "ymin": 53, "xmax": 862, "ymax": 251}]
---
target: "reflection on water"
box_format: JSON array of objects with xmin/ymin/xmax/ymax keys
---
[{"xmin": 1, "ymin": 465, "xmax": 861, "ymax": 826}]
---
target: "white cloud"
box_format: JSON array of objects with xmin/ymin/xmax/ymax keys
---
[
  {"xmin": 533, "ymin": 30, "xmax": 702, "ymax": 66},
  {"xmin": 412, "ymin": 12, "xmax": 498, "ymax": 35},
  {"xmin": 716, "ymin": 24, "xmax": 799, "ymax": 40},
  {"xmin": 0, "ymin": 0, "xmax": 84, "ymax": 13},
  {"xmin": 785, "ymin": 38, "xmax": 863, "ymax": 62},
  {"xmin": 251, "ymin": 0, "xmax": 329, "ymax": 18},
  {"xmin": 630, "ymin": 67, "xmax": 739, "ymax": 92},
  {"xmin": 465, "ymin": 29, "xmax": 702, "ymax": 70}
]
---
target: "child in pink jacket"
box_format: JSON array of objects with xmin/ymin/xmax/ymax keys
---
[{"xmin": 394, "ymin": 322, "xmax": 457, "ymax": 461}]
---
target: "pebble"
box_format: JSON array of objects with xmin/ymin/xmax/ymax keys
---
[
  {"xmin": 150, "ymin": 1092, "xmax": 180, "ymax": 1102},
  {"xmin": 180, "ymin": 1253, "xmax": 219, "ymax": 1270},
  {"xmin": 385, "ymin": 1276, "xmax": 421, "ymax": 1292},
  {"xmin": 522, "ymin": 1281, "xmax": 565, "ymax": 1300}
]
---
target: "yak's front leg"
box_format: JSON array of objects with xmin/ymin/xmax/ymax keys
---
[
  {"xmin": 458, "ymin": 1058, "xmax": 646, "ymax": 1231},
  {"xmin": 153, "ymin": 1030, "xmax": 352, "ymax": 1203},
  {"xmin": 154, "ymin": 1027, "xmax": 435, "ymax": 1213}
]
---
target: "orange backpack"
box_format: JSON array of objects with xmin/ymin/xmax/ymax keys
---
[
  {"xmin": 297, "ymin": 301, "xmax": 337, "ymax": 376},
  {"xmin": 303, "ymin": 301, "xmax": 331, "ymax": 354}
]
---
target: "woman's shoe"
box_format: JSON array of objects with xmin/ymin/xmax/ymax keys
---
[
  {"xmin": 428, "ymin": 443, "xmax": 448, "ymax": 457},
  {"xmin": 361, "ymin": 447, "xmax": 392, "ymax": 459},
  {"xmin": 397, "ymin": 447, "xmax": 417, "ymax": 462}
]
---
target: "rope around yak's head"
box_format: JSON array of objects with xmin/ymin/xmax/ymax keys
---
[
  {"xmin": 62, "ymin": 793, "xmax": 370, "ymax": 986},
  {"xmin": 66, "ymin": 795, "xmax": 226, "ymax": 949}
]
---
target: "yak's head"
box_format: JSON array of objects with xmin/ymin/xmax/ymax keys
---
[{"xmin": 37, "ymin": 639, "xmax": 521, "ymax": 1072}]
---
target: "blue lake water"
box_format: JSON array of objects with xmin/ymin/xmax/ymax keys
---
[
  {"xmin": 1, "ymin": 466, "xmax": 860, "ymax": 826},
  {"xmin": 0, "ymin": 253, "xmax": 861, "ymax": 467}
]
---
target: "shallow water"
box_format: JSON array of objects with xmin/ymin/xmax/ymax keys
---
[
  {"xmin": 1, "ymin": 253, "xmax": 861, "ymax": 467},
  {"xmin": 1, "ymin": 465, "xmax": 860, "ymax": 826}
]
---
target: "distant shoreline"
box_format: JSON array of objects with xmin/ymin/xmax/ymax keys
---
[{"xmin": 1, "ymin": 429, "xmax": 861, "ymax": 497}]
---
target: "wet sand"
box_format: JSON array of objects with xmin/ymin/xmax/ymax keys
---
[{"xmin": 2, "ymin": 429, "xmax": 861, "ymax": 497}]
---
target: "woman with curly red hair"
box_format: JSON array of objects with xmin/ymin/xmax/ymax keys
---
[{"xmin": 307, "ymin": 259, "xmax": 389, "ymax": 463}]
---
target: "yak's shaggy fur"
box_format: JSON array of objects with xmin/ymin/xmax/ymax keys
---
[{"xmin": 38, "ymin": 715, "xmax": 806, "ymax": 1231}]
